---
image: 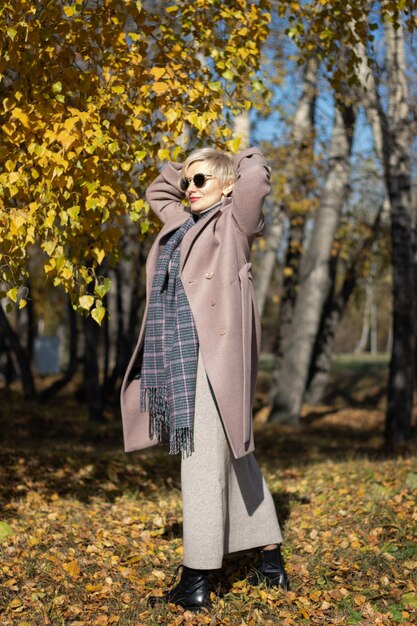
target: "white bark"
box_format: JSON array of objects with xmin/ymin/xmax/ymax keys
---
[
  {"xmin": 269, "ymin": 104, "xmax": 354, "ymax": 423},
  {"xmin": 233, "ymin": 110, "xmax": 251, "ymax": 150},
  {"xmin": 255, "ymin": 57, "xmax": 318, "ymax": 316},
  {"xmin": 370, "ymin": 276, "xmax": 378, "ymax": 354},
  {"xmin": 254, "ymin": 208, "xmax": 284, "ymax": 315},
  {"xmin": 359, "ymin": 11, "xmax": 414, "ymax": 445},
  {"xmin": 354, "ymin": 280, "xmax": 372, "ymax": 353}
]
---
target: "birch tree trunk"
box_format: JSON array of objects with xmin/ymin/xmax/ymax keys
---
[
  {"xmin": 356, "ymin": 15, "xmax": 414, "ymax": 447},
  {"xmin": 383, "ymin": 17, "xmax": 415, "ymax": 447},
  {"xmin": 254, "ymin": 207, "xmax": 284, "ymax": 316},
  {"xmin": 274, "ymin": 213, "xmax": 306, "ymax": 367},
  {"xmin": 306, "ymin": 206, "xmax": 383, "ymax": 403},
  {"xmin": 255, "ymin": 58, "xmax": 318, "ymax": 317},
  {"xmin": 233, "ymin": 110, "xmax": 250, "ymax": 150},
  {"xmin": 355, "ymin": 280, "xmax": 372, "ymax": 353},
  {"xmin": 269, "ymin": 102, "xmax": 355, "ymax": 424},
  {"xmin": 305, "ymin": 14, "xmax": 390, "ymax": 399}
]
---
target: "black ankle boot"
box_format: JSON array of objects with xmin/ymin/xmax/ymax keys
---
[
  {"xmin": 149, "ymin": 565, "xmax": 211, "ymax": 611},
  {"xmin": 249, "ymin": 545, "xmax": 290, "ymax": 590}
]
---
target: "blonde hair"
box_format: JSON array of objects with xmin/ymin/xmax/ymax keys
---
[{"xmin": 181, "ymin": 148, "xmax": 235, "ymax": 187}]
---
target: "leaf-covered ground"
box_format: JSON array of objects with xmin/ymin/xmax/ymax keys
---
[{"xmin": 0, "ymin": 370, "xmax": 416, "ymax": 625}]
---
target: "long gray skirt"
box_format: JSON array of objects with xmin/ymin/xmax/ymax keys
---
[{"xmin": 181, "ymin": 351, "xmax": 283, "ymax": 570}]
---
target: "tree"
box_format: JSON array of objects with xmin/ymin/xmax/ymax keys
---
[
  {"xmin": 268, "ymin": 1, "xmax": 416, "ymax": 444},
  {"xmin": 352, "ymin": 11, "xmax": 415, "ymax": 447},
  {"xmin": 379, "ymin": 16, "xmax": 415, "ymax": 448},
  {"xmin": 269, "ymin": 99, "xmax": 356, "ymax": 424},
  {"xmin": 306, "ymin": 204, "xmax": 384, "ymax": 404},
  {"xmin": 255, "ymin": 57, "xmax": 318, "ymax": 319},
  {"xmin": 0, "ymin": 0, "xmax": 270, "ymax": 320}
]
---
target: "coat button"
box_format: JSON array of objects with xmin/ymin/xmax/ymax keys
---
[
  {"xmin": 205, "ymin": 271, "xmax": 213, "ymax": 279},
  {"xmin": 219, "ymin": 329, "xmax": 227, "ymax": 335}
]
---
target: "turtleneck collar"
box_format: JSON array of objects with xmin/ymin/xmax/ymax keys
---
[{"xmin": 192, "ymin": 199, "xmax": 223, "ymax": 222}]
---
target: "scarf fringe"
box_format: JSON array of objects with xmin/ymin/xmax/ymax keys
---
[
  {"xmin": 141, "ymin": 386, "xmax": 168, "ymax": 440},
  {"xmin": 141, "ymin": 386, "xmax": 194, "ymax": 457},
  {"xmin": 169, "ymin": 426, "xmax": 194, "ymax": 458}
]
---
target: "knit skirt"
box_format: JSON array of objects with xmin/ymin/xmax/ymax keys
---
[{"xmin": 181, "ymin": 351, "xmax": 283, "ymax": 570}]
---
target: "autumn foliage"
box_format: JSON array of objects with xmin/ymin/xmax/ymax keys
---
[
  {"xmin": 0, "ymin": 390, "xmax": 416, "ymax": 625},
  {"xmin": 0, "ymin": 0, "xmax": 270, "ymax": 320}
]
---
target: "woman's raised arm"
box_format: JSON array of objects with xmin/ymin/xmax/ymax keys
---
[
  {"xmin": 231, "ymin": 147, "xmax": 271, "ymax": 235},
  {"xmin": 145, "ymin": 161, "xmax": 189, "ymax": 224}
]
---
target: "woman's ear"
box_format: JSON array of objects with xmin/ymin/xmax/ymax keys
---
[{"xmin": 222, "ymin": 183, "xmax": 234, "ymax": 197}]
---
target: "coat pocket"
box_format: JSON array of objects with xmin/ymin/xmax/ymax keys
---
[{"xmin": 121, "ymin": 377, "xmax": 158, "ymax": 453}]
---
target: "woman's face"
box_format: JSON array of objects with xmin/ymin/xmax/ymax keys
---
[{"xmin": 184, "ymin": 160, "xmax": 226, "ymax": 213}]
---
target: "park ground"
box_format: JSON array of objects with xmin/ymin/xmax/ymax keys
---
[{"xmin": 0, "ymin": 355, "xmax": 416, "ymax": 625}]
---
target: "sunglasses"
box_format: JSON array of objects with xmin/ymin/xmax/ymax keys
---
[{"xmin": 180, "ymin": 173, "xmax": 214, "ymax": 191}]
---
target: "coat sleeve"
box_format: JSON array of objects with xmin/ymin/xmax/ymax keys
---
[
  {"xmin": 231, "ymin": 147, "xmax": 270, "ymax": 235},
  {"xmin": 145, "ymin": 161, "xmax": 189, "ymax": 224}
]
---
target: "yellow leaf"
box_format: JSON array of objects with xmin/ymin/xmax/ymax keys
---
[
  {"xmin": 12, "ymin": 108, "xmax": 31, "ymax": 129},
  {"xmin": 149, "ymin": 67, "xmax": 166, "ymax": 80},
  {"xmin": 79, "ymin": 295, "xmax": 94, "ymax": 311},
  {"xmin": 95, "ymin": 277, "xmax": 111, "ymax": 298},
  {"xmin": 61, "ymin": 266, "xmax": 73, "ymax": 280},
  {"xmin": 56, "ymin": 130, "xmax": 75, "ymax": 150},
  {"xmin": 86, "ymin": 196, "xmax": 98, "ymax": 210},
  {"xmin": 63, "ymin": 559, "xmax": 81, "ymax": 578},
  {"xmin": 9, "ymin": 598, "xmax": 23, "ymax": 609},
  {"xmin": 92, "ymin": 248, "xmax": 106, "ymax": 264},
  {"xmin": 92, "ymin": 306, "xmax": 106, "ymax": 325},
  {"xmin": 157, "ymin": 149, "xmax": 170, "ymax": 161},
  {"xmin": 2, "ymin": 122, "xmax": 17, "ymax": 136},
  {"xmin": 258, "ymin": 588, "xmax": 268, "ymax": 602},
  {"xmin": 165, "ymin": 108, "xmax": 178, "ymax": 124},
  {"xmin": 222, "ymin": 69, "xmax": 234, "ymax": 80},
  {"xmin": 225, "ymin": 137, "xmax": 242, "ymax": 153},
  {"xmin": 152, "ymin": 82, "xmax": 169, "ymax": 95},
  {"xmin": 7, "ymin": 28, "xmax": 17, "ymax": 41},
  {"xmin": 7, "ymin": 287, "xmax": 19, "ymax": 302},
  {"xmin": 63, "ymin": 5, "xmax": 76, "ymax": 17},
  {"xmin": 64, "ymin": 116, "xmax": 79, "ymax": 132},
  {"xmin": 68, "ymin": 205, "xmax": 80, "ymax": 220}
]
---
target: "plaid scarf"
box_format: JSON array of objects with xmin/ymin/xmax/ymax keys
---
[{"xmin": 140, "ymin": 215, "xmax": 198, "ymax": 456}]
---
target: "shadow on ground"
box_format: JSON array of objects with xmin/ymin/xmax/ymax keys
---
[{"xmin": 0, "ymin": 356, "xmax": 416, "ymax": 513}]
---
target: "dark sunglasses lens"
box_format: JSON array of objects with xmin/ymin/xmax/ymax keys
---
[
  {"xmin": 194, "ymin": 173, "xmax": 206, "ymax": 188},
  {"xmin": 180, "ymin": 177, "xmax": 189, "ymax": 191}
]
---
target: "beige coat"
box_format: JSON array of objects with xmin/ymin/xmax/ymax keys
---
[{"xmin": 120, "ymin": 147, "xmax": 270, "ymax": 458}]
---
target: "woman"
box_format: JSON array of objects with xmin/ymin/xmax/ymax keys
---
[{"xmin": 120, "ymin": 146, "xmax": 289, "ymax": 610}]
